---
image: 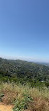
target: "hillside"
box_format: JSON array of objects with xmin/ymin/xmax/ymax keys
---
[
  {"xmin": 0, "ymin": 58, "xmax": 49, "ymax": 84},
  {"xmin": 0, "ymin": 58, "xmax": 49, "ymax": 111}
]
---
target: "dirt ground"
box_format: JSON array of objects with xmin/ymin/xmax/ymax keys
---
[
  {"xmin": 0, "ymin": 103, "xmax": 30, "ymax": 111},
  {"xmin": 0, "ymin": 102, "xmax": 13, "ymax": 111}
]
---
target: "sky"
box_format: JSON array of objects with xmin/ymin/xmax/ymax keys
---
[{"xmin": 0, "ymin": 0, "xmax": 49, "ymax": 62}]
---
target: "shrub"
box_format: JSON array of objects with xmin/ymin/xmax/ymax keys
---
[{"xmin": 13, "ymin": 93, "xmax": 33, "ymax": 111}]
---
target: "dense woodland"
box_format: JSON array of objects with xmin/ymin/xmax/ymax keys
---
[{"xmin": 0, "ymin": 58, "xmax": 49, "ymax": 87}]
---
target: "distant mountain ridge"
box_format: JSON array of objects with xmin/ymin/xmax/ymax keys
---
[
  {"xmin": 0, "ymin": 57, "xmax": 49, "ymax": 82},
  {"xmin": 35, "ymin": 62, "xmax": 49, "ymax": 66}
]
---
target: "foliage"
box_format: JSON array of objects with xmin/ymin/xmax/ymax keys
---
[
  {"xmin": 0, "ymin": 58, "xmax": 49, "ymax": 86},
  {"xmin": 0, "ymin": 82, "xmax": 49, "ymax": 111},
  {"xmin": 13, "ymin": 93, "xmax": 33, "ymax": 111}
]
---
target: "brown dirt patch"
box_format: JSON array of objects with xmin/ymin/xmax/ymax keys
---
[{"xmin": 0, "ymin": 102, "xmax": 14, "ymax": 111}]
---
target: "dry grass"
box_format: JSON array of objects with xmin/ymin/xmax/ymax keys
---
[{"xmin": 0, "ymin": 82, "xmax": 49, "ymax": 111}]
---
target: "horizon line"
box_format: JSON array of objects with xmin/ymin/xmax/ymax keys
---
[{"xmin": 0, "ymin": 55, "xmax": 49, "ymax": 63}]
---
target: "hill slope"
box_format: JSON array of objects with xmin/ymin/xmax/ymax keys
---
[{"xmin": 0, "ymin": 58, "xmax": 49, "ymax": 83}]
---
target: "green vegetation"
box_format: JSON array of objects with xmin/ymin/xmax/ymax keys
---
[
  {"xmin": 0, "ymin": 82, "xmax": 49, "ymax": 111},
  {"xmin": 0, "ymin": 58, "xmax": 49, "ymax": 87},
  {"xmin": 0, "ymin": 58, "xmax": 49, "ymax": 110}
]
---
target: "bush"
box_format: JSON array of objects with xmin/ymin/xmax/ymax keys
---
[{"xmin": 13, "ymin": 93, "xmax": 33, "ymax": 111}]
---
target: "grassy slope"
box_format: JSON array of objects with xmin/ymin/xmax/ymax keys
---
[{"xmin": 0, "ymin": 82, "xmax": 49, "ymax": 111}]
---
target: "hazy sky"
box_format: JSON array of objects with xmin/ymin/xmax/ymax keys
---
[{"xmin": 0, "ymin": 0, "xmax": 49, "ymax": 62}]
